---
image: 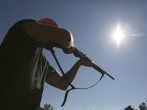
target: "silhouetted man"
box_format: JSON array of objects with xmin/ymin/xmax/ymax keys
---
[{"xmin": 0, "ymin": 18, "xmax": 93, "ymax": 110}]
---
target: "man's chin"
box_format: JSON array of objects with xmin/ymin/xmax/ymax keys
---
[{"xmin": 62, "ymin": 49, "xmax": 71, "ymax": 54}]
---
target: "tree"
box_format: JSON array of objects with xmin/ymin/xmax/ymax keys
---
[
  {"xmin": 40, "ymin": 104, "xmax": 55, "ymax": 110},
  {"xmin": 124, "ymin": 100, "xmax": 147, "ymax": 110},
  {"xmin": 124, "ymin": 105, "xmax": 136, "ymax": 110},
  {"xmin": 139, "ymin": 100, "xmax": 147, "ymax": 110}
]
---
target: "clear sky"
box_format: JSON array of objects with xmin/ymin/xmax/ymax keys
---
[{"xmin": 0, "ymin": 0, "xmax": 147, "ymax": 110}]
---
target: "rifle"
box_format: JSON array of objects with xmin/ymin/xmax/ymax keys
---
[
  {"xmin": 73, "ymin": 47, "xmax": 114, "ymax": 80},
  {"xmin": 50, "ymin": 46, "xmax": 114, "ymax": 107}
]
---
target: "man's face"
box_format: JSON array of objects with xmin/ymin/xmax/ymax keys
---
[{"xmin": 62, "ymin": 46, "xmax": 75, "ymax": 54}]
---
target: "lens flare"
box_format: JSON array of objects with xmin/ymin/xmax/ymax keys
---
[{"xmin": 112, "ymin": 24, "xmax": 126, "ymax": 46}]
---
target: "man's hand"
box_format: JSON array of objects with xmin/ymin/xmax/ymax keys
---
[{"xmin": 78, "ymin": 58, "xmax": 94, "ymax": 67}]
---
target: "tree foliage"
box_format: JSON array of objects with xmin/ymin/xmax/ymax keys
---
[
  {"xmin": 124, "ymin": 105, "xmax": 136, "ymax": 110},
  {"xmin": 139, "ymin": 100, "xmax": 147, "ymax": 110},
  {"xmin": 125, "ymin": 100, "xmax": 147, "ymax": 110},
  {"xmin": 40, "ymin": 104, "xmax": 55, "ymax": 110},
  {"xmin": 40, "ymin": 100, "xmax": 147, "ymax": 110}
]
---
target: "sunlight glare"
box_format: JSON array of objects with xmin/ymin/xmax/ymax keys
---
[{"xmin": 112, "ymin": 24, "xmax": 126, "ymax": 46}]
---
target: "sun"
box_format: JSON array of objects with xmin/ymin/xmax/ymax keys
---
[{"xmin": 112, "ymin": 24, "xmax": 126, "ymax": 46}]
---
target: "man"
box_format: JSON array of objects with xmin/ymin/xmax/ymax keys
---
[{"xmin": 0, "ymin": 18, "xmax": 93, "ymax": 110}]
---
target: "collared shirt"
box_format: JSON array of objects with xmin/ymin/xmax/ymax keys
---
[{"xmin": 0, "ymin": 19, "xmax": 54, "ymax": 110}]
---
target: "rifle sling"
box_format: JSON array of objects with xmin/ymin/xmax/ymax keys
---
[{"xmin": 49, "ymin": 48, "xmax": 103, "ymax": 107}]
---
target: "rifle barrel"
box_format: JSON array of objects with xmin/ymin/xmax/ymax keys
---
[{"xmin": 92, "ymin": 63, "xmax": 115, "ymax": 80}]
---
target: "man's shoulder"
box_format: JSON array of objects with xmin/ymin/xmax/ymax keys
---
[{"xmin": 14, "ymin": 19, "xmax": 36, "ymax": 26}]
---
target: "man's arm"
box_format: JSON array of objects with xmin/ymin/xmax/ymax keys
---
[
  {"xmin": 46, "ymin": 59, "xmax": 93, "ymax": 90},
  {"xmin": 22, "ymin": 20, "xmax": 73, "ymax": 48}
]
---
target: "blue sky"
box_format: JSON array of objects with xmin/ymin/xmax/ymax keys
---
[{"xmin": 0, "ymin": 0, "xmax": 147, "ymax": 110}]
